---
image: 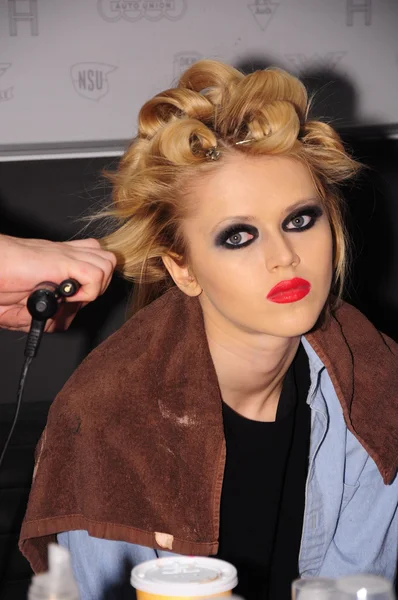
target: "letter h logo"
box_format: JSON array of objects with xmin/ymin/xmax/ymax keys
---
[
  {"xmin": 346, "ymin": 0, "xmax": 372, "ymax": 26},
  {"xmin": 8, "ymin": 0, "xmax": 39, "ymax": 36}
]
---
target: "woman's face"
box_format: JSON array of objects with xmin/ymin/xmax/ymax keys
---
[{"xmin": 167, "ymin": 153, "xmax": 334, "ymax": 339}]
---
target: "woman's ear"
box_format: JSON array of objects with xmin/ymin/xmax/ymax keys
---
[{"xmin": 162, "ymin": 255, "xmax": 202, "ymax": 297}]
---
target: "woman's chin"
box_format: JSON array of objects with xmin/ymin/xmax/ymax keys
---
[{"xmin": 264, "ymin": 308, "xmax": 322, "ymax": 338}]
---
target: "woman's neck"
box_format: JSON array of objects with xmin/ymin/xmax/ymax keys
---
[{"xmin": 203, "ymin": 312, "xmax": 300, "ymax": 422}]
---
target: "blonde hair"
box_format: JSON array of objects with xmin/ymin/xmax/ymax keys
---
[{"xmin": 99, "ymin": 60, "xmax": 361, "ymax": 313}]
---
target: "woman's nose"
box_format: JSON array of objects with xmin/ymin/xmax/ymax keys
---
[{"xmin": 265, "ymin": 233, "xmax": 300, "ymax": 272}]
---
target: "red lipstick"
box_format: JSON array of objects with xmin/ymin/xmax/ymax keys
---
[{"xmin": 266, "ymin": 277, "xmax": 311, "ymax": 304}]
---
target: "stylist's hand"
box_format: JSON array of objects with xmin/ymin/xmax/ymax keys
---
[{"xmin": 0, "ymin": 235, "xmax": 117, "ymax": 332}]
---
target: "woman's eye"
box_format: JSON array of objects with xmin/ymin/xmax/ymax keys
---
[
  {"xmin": 215, "ymin": 225, "xmax": 258, "ymax": 249},
  {"xmin": 283, "ymin": 205, "xmax": 323, "ymax": 232},
  {"xmin": 286, "ymin": 215, "xmax": 312, "ymax": 230},
  {"xmin": 225, "ymin": 231, "xmax": 254, "ymax": 247}
]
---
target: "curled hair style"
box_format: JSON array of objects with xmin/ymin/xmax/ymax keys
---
[
  {"xmin": 98, "ymin": 59, "xmax": 361, "ymax": 315},
  {"xmin": 138, "ymin": 89, "xmax": 215, "ymax": 138}
]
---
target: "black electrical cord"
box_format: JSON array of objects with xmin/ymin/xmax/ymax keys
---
[
  {"xmin": 0, "ymin": 356, "xmax": 32, "ymax": 470},
  {"xmin": 0, "ymin": 279, "xmax": 81, "ymax": 472}
]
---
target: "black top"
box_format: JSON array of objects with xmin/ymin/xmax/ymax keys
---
[{"xmin": 215, "ymin": 343, "xmax": 311, "ymax": 600}]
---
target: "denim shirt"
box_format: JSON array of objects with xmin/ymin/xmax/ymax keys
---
[{"xmin": 58, "ymin": 337, "xmax": 398, "ymax": 600}]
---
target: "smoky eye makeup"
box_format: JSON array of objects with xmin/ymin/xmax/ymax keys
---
[
  {"xmin": 214, "ymin": 223, "xmax": 259, "ymax": 250},
  {"xmin": 282, "ymin": 204, "xmax": 324, "ymax": 232},
  {"xmin": 214, "ymin": 203, "xmax": 324, "ymax": 250}
]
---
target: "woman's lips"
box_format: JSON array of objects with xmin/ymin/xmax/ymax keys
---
[{"xmin": 266, "ymin": 277, "xmax": 311, "ymax": 304}]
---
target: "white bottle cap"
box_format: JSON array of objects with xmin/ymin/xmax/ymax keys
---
[{"xmin": 131, "ymin": 556, "xmax": 238, "ymax": 597}]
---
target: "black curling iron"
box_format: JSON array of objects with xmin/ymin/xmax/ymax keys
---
[
  {"xmin": 0, "ymin": 279, "xmax": 81, "ymax": 471},
  {"xmin": 25, "ymin": 279, "xmax": 81, "ymax": 357}
]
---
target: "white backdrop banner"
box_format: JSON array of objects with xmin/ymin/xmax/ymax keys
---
[{"xmin": 1, "ymin": 0, "xmax": 397, "ymax": 157}]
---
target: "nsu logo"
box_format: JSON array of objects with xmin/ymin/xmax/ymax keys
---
[
  {"xmin": 173, "ymin": 52, "xmax": 202, "ymax": 81},
  {"xmin": 70, "ymin": 63, "xmax": 117, "ymax": 101},
  {"xmin": 97, "ymin": 0, "xmax": 187, "ymax": 22}
]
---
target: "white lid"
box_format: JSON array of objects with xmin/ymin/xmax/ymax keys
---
[{"xmin": 131, "ymin": 557, "xmax": 238, "ymax": 596}]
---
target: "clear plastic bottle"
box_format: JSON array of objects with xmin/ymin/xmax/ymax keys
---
[
  {"xmin": 335, "ymin": 574, "xmax": 395, "ymax": 600},
  {"xmin": 28, "ymin": 543, "xmax": 80, "ymax": 600},
  {"xmin": 292, "ymin": 577, "xmax": 337, "ymax": 600},
  {"xmin": 291, "ymin": 575, "xmax": 396, "ymax": 600}
]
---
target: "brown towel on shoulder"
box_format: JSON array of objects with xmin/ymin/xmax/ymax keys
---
[{"xmin": 19, "ymin": 288, "xmax": 398, "ymax": 573}]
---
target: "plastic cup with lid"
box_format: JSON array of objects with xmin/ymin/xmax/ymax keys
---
[{"xmin": 131, "ymin": 556, "xmax": 238, "ymax": 600}]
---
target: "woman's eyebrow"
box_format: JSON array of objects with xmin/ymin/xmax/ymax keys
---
[
  {"xmin": 210, "ymin": 197, "xmax": 321, "ymax": 233},
  {"xmin": 283, "ymin": 197, "xmax": 322, "ymax": 215},
  {"xmin": 210, "ymin": 215, "xmax": 255, "ymax": 233}
]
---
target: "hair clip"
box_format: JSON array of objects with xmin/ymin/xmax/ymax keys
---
[
  {"xmin": 205, "ymin": 147, "xmax": 221, "ymax": 161},
  {"xmin": 235, "ymin": 138, "xmax": 255, "ymax": 146}
]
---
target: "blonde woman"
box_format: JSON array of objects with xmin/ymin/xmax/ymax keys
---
[{"xmin": 20, "ymin": 61, "xmax": 398, "ymax": 600}]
